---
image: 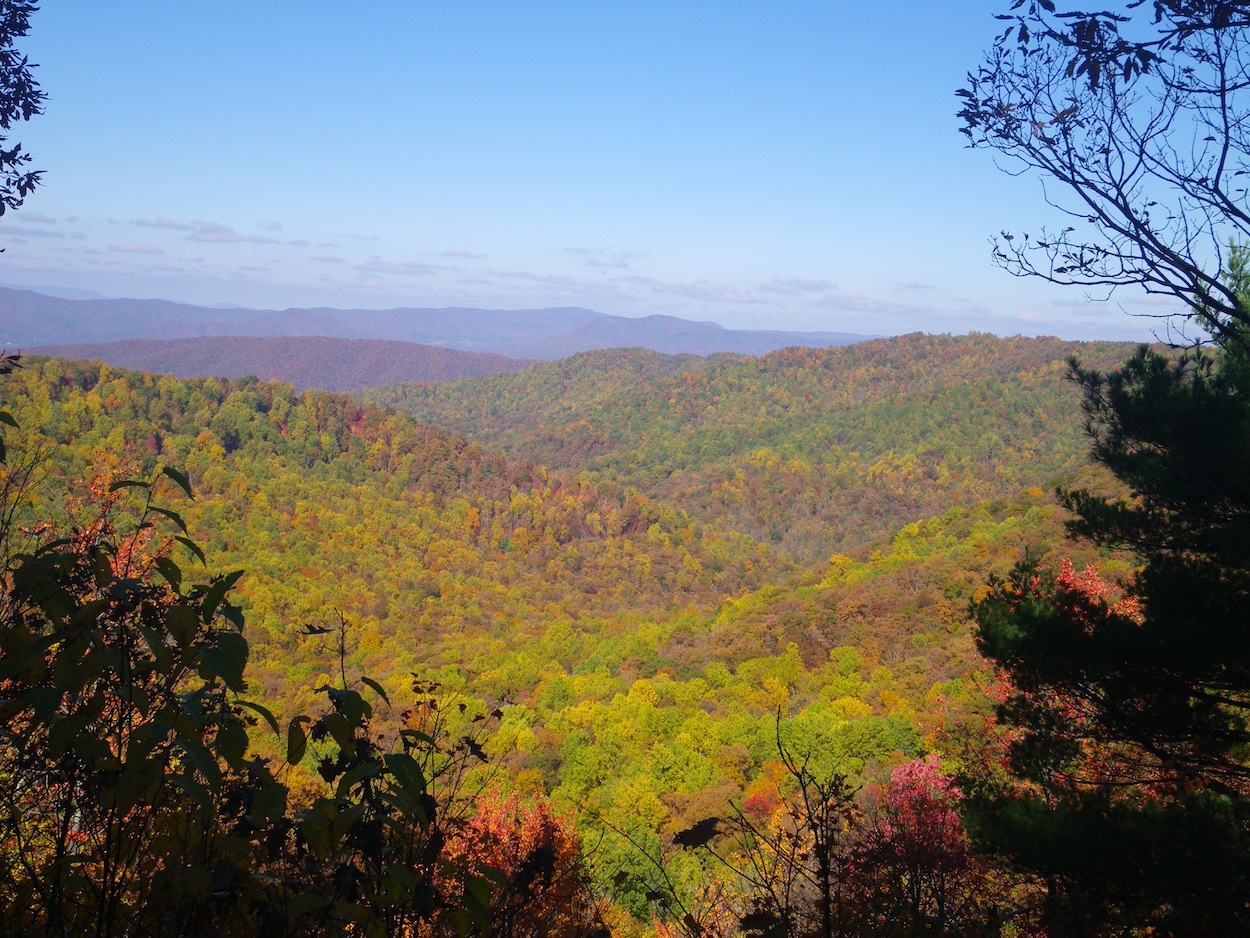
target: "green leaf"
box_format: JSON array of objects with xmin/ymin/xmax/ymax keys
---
[
  {"xmin": 114, "ymin": 754, "xmax": 165, "ymax": 813},
  {"xmin": 161, "ymin": 465, "xmax": 194, "ymax": 499},
  {"xmin": 128, "ymin": 720, "xmax": 170, "ymax": 762},
  {"xmin": 324, "ymin": 685, "xmax": 372, "ymax": 725},
  {"xmin": 201, "ymin": 570, "xmax": 244, "ymax": 621},
  {"xmin": 175, "ymin": 864, "xmax": 213, "ymax": 900},
  {"xmin": 166, "ymin": 604, "xmax": 200, "ymax": 650},
  {"xmin": 67, "ymin": 597, "xmax": 111, "ymax": 629},
  {"xmin": 239, "ymin": 699, "xmax": 280, "ymax": 735},
  {"xmin": 287, "ymin": 716, "xmax": 310, "ymax": 765},
  {"xmin": 175, "ymin": 535, "xmax": 206, "ymax": 565},
  {"xmin": 48, "ymin": 706, "xmax": 97, "ymax": 758},
  {"xmin": 318, "ymin": 711, "xmax": 356, "ymax": 755},
  {"xmin": 154, "ymin": 556, "xmax": 183, "ymax": 591},
  {"xmin": 334, "ymin": 760, "xmax": 382, "ymax": 799},
  {"xmin": 463, "ymin": 874, "xmax": 494, "ymax": 931},
  {"xmin": 383, "ymin": 752, "xmax": 427, "ymax": 797},
  {"xmin": 246, "ymin": 779, "xmax": 287, "ymax": 826},
  {"xmin": 359, "ymin": 675, "xmax": 390, "ymax": 706},
  {"xmin": 148, "ymin": 505, "xmax": 189, "ymax": 534},
  {"xmin": 219, "ymin": 602, "xmax": 244, "ymax": 631},
  {"xmin": 108, "ymin": 479, "xmax": 150, "ymax": 493},
  {"xmin": 23, "ymin": 686, "xmax": 64, "ymax": 724},
  {"xmin": 167, "ymin": 772, "xmax": 214, "ymax": 812},
  {"xmin": 299, "ymin": 801, "xmax": 337, "ymax": 859},
  {"xmin": 382, "ymin": 752, "xmax": 430, "ymax": 822},
  {"xmin": 285, "ymin": 893, "xmax": 331, "ymax": 917},
  {"xmin": 198, "ymin": 630, "xmax": 249, "ymax": 692},
  {"xmin": 174, "ymin": 735, "xmax": 223, "ymax": 791},
  {"xmin": 215, "ymin": 719, "xmax": 249, "ymax": 769}
]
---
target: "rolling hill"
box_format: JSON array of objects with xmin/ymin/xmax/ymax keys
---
[
  {"xmin": 371, "ymin": 333, "xmax": 1140, "ymax": 562},
  {"xmin": 28, "ymin": 335, "xmax": 538, "ymax": 392},
  {"xmin": 1, "ymin": 333, "xmax": 1161, "ymax": 927}
]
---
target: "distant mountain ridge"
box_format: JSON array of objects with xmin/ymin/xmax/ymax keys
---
[
  {"xmin": 28, "ymin": 336, "xmax": 538, "ymax": 392},
  {"xmin": 0, "ymin": 286, "xmax": 877, "ymax": 359}
]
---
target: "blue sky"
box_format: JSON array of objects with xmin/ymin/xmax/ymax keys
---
[{"xmin": 0, "ymin": 2, "xmax": 1167, "ymax": 339}]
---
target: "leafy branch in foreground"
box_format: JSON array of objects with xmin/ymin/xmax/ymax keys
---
[{"xmin": 960, "ymin": 2, "xmax": 1250, "ymax": 346}]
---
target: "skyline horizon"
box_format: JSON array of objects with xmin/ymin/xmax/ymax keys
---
[
  {"xmin": 0, "ymin": 279, "xmax": 1177, "ymax": 346},
  {"xmin": 0, "ymin": 3, "xmax": 1193, "ymax": 345}
]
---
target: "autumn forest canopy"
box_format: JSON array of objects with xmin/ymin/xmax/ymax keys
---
[{"xmin": 8, "ymin": 1, "xmax": 1250, "ymax": 937}]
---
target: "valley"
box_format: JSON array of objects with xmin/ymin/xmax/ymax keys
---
[{"xmin": 0, "ymin": 331, "xmax": 1137, "ymax": 929}]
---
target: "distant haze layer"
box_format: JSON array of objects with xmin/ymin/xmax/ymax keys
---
[{"xmin": 1, "ymin": 286, "xmax": 877, "ymax": 360}]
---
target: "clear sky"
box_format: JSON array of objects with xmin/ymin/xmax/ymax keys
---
[{"xmin": 0, "ymin": 2, "xmax": 1169, "ymax": 340}]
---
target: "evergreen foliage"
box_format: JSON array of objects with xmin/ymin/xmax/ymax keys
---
[{"xmin": 973, "ymin": 329, "xmax": 1250, "ymax": 928}]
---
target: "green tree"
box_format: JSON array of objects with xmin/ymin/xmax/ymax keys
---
[
  {"xmin": 0, "ymin": 368, "xmax": 506, "ymax": 937},
  {"xmin": 972, "ymin": 329, "xmax": 1250, "ymax": 929}
]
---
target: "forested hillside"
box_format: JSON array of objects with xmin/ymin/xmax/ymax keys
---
[
  {"xmin": 28, "ymin": 335, "xmax": 538, "ymax": 391},
  {"xmin": 0, "ymin": 357, "xmax": 791, "ymax": 715},
  {"xmin": 371, "ymin": 333, "xmax": 1137, "ymax": 561},
  {"xmin": 0, "ymin": 334, "xmax": 1140, "ymax": 930}
]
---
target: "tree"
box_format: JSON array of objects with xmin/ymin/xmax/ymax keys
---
[
  {"xmin": 0, "ymin": 367, "xmax": 514, "ymax": 937},
  {"xmin": 962, "ymin": 3, "xmax": 1250, "ymax": 924},
  {"xmin": 971, "ymin": 328, "xmax": 1250, "ymax": 929},
  {"xmin": 852, "ymin": 756, "xmax": 985, "ymax": 937},
  {"xmin": 439, "ymin": 789, "xmax": 607, "ymax": 938},
  {"xmin": 689, "ymin": 714, "xmax": 862, "ymax": 938},
  {"xmin": 0, "ymin": 0, "xmax": 43, "ymax": 215},
  {"xmin": 959, "ymin": 1, "xmax": 1250, "ymax": 346}
]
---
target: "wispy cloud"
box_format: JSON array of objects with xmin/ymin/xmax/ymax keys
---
[
  {"xmin": 187, "ymin": 227, "xmax": 279, "ymax": 244},
  {"xmin": 352, "ymin": 259, "xmax": 445, "ymax": 276},
  {"xmin": 258, "ymin": 221, "xmax": 283, "ymax": 232},
  {"xmin": 567, "ymin": 246, "xmax": 643, "ymax": 270},
  {"xmin": 109, "ymin": 242, "xmax": 164, "ymax": 254},
  {"xmin": 587, "ymin": 256, "xmax": 632, "ymax": 269},
  {"xmin": 759, "ymin": 278, "xmax": 837, "ymax": 294},
  {"xmin": 17, "ymin": 212, "xmax": 56, "ymax": 224},
  {"xmin": 440, "ymin": 249, "xmax": 487, "ymax": 259},
  {"xmin": 0, "ymin": 223, "xmax": 63, "ymax": 238},
  {"xmin": 805, "ymin": 292, "xmax": 934, "ymax": 315},
  {"xmin": 565, "ymin": 246, "xmax": 644, "ymax": 258},
  {"xmin": 310, "ymin": 254, "xmax": 345, "ymax": 263},
  {"xmin": 130, "ymin": 215, "xmax": 193, "ymax": 230},
  {"xmin": 129, "ymin": 216, "xmax": 279, "ymax": 243},
  {"xmin": 622, "ymin": 273, "xmax": 767, "ymax": 304},
  {"xmin": 485, "ymin": 268, "xmax": 634, "ymax": 302},
  {"xmin": 494, "ymin": 269, "xmax": 603, "ymax": 288}
]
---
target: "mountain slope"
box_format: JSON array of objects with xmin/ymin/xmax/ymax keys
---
[
  {"xmin": 29, "ymin": 335, "xmax": 538, "ymax": 392},
  {"xmin": 0, "ymin": 357, "xmax": 789, "ymax": 710},
  {"xmin": 371, "ymin": 333, "xmax": 1141, "ymax": 562},
  {"xmin": 0, "ymin": 346, "xmax": 1140, "ymax": 924}
]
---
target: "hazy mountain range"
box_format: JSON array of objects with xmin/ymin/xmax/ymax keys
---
[{"xmin": 1, "ymin": 285, "xmax": 876, "ymax": 362}]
